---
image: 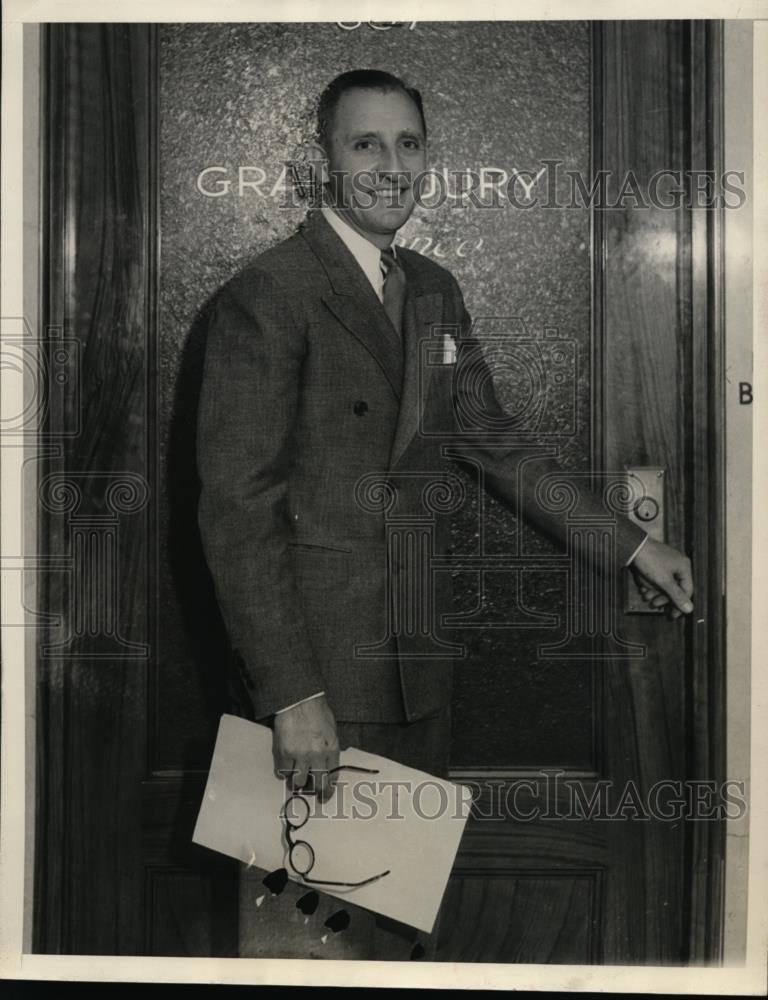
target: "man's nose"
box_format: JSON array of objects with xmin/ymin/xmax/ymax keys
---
[{"xmin": 377, "ymin": 145, "xmax": 407, "ymax": 182}]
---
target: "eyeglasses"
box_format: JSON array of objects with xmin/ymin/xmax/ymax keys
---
[{"xmin": 281, "ymin": 765, "xmax": 390, "ymax": 889}]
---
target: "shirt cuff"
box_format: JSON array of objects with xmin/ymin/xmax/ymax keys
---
[
  {"xmin": 625, "ymin": 533, "xmax": 650, "ymax": 567},
  {"xmin": 274, "ymin": 691, "xmax": 326, "ymax": 715}
]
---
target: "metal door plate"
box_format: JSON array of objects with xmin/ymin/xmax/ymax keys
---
[{"xmin": 623, "ymin": 466, "xmax": 666, "ymax": 614}]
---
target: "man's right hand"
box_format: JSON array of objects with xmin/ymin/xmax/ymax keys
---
[
  {"xmin": 630, "ymin": 537, "xmax": 694, "ymax": 619},
  {"xmin": 272, "ymin": 695, "xmax": 340, "ymax": 802}
]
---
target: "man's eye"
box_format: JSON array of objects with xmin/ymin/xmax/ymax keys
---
[
  {"xmin": 354, "ymin": 140, "xmax": 373, "ymax": 151},
  {"xmin": 402, "ymin": 139, "xmax": 421, "ymax": 150}
]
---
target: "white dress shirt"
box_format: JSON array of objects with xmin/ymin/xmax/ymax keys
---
[{"xmin": 321, "ymin": 206, "xmax": 394, "ymax": 302}]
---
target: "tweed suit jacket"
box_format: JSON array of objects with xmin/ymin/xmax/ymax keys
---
[{"xmin": 196, "ymin": 210, "xmax": 647, "ymax": 724}]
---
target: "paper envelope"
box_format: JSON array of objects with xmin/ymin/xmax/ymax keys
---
[{"xmin": 193, "ymin": 714, "xmax": 473, "ymax": 933}]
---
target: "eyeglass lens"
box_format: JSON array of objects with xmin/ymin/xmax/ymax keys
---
[
  {"xmin": 283, "ymin": 794, "xmax": 310, "ymax": 828},
  {"xmin": 289, "ymin": 839, "xmax": 315, "ymax": 875}
]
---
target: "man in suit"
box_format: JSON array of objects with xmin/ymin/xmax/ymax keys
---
[{"xmin": 196, "ymin": 69, "xmax": 694, "ymax": 958}]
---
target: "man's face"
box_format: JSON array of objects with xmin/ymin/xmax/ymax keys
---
[{"xmin": 321, "ymin": 87, "xmax": 427, "ymax": 241}]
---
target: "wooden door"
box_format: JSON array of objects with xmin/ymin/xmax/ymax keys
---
[{"xmin": 33, "ymin": 21, "xmax": 724, "ymax": 962}]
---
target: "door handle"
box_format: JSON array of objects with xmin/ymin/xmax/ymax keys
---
[{"xmin": 623, "ymin": 466, "xmax": 665, "ymax": 614}]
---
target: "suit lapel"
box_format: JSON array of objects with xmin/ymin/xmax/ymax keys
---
[
  {"xmin": 299, "ymin": 211, "xmax": 404, "ymax": 399},
  {"xmin": 298, "ymin": 211, "xmax": 446, "ymax": 465},
  {"xmin": 321, "ymin": 292, "xmax": 403, "ymax": 399}
]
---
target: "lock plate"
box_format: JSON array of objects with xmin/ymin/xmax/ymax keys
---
[{"xmin": 623, "ymin": 466, "xmax": 665, "ymax": 614}]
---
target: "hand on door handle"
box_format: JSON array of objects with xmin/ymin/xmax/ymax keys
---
[{"xmin": 629, "ymin": 537, "xmax": 694, "ymax": 619}]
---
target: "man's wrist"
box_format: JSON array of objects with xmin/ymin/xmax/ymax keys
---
[{"xmin": 274, "ymin": 691, "xmax": 326, "ymax": 715}]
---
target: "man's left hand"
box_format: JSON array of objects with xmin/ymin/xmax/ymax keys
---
[{"xmin": 630, "ymin": 538, "xmax": 694, "ymax": 620}]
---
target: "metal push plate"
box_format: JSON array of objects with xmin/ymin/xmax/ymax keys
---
[{"xmin": 623, "ymin": 466, "xmax": 666, "ymax": 614}]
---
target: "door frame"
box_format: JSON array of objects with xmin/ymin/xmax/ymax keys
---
[{"xmin": 589, "ymin": 20, "xmax": 727, "ymax": 963}]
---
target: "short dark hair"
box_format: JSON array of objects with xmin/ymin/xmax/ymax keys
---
[{"xmin": 316, "ymin": 69, "xmax": 427, "ymax": 149}]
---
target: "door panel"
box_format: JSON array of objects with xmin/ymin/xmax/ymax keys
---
[
  {"xmin": 34, "ymin": 21, "xmax": 724, "ymax": 962},
  {"xmin": 437, "ymin": 874, "xmax": 600, "ymax": 964},
  {"xmin": 34, "ymin": 24, "xmax": 153, "ymax": 955}
]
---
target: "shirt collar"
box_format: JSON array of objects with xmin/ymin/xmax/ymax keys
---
[{"xmin": 321, "ymin": 207, "xmax": 396, "ymax": 300}]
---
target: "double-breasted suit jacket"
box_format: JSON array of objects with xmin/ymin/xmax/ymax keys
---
[{"xmin": 196, "ymin": 210, "xmax": 647, "ymax": 724}]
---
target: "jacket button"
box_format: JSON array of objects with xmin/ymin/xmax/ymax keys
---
[{"xmin": 353, "ymin": 400, "xmax": 368, "ymax": 416}]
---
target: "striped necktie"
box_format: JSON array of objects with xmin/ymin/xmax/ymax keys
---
[{"xmin": 380, "ymin": 247, "xmax": 407, "ymax": 338}]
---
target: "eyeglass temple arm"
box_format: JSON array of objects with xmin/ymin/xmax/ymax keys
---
[
  {"xmin": 301, "ymin": 869, "xmax": 391, "ymax": 888},
  {"xmin": 327, "ymin": 765, "xmax": 380, "ymax": 776}
]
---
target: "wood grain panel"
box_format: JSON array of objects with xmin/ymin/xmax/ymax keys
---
[
  {"xmin": 35, "ymin": 23, "xmax": 157, "ymax": 954},
  {"xmin": 146, "ymin": 869, "xmax": 238, "ymax": 957},
  {"xmin": 436, "ymin": 873, "xmax": 600, "ymax": 964},
  {"xmin": 686, "ymin": 21, "xmax": 727, "ymax": 963},
  {"xmin": 142, "ymin": 779, "xmax": 238, "ymax": 955},
  {"xmin": 596, "ymin": 20, "xmax": 724, "ymax": 963},
  {"xmin": 596, "ymin": 20, "xmax": 690, "ymax": 963}
]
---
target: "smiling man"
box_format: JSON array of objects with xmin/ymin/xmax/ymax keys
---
[
  {"xmin": 196, "ymin": 69, "xmax": 694, "ymax": 960},
  {"xmin": 313, "ymin": 77, "xmax": 428, "ymax": 242}
]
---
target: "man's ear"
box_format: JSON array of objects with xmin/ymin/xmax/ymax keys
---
[{"xmin": 306, "ymin": 141, "xmax": 330, "ymax": 187}]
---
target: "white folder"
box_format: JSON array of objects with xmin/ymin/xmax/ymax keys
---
[{"xmin": 193, "ymin": 714, "xmax": 473, "ymax": 933}]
